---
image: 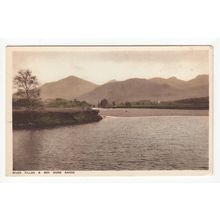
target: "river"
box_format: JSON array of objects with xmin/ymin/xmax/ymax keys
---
[{"xmin": 13, "ymin": 109, "xmax": 209, "ymax": 171}]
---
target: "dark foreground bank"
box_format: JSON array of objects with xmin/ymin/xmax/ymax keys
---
[{"xmin": 13, "ymin": 109, "xmax": 102, "ymax": 129}]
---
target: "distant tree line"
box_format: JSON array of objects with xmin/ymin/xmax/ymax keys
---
[
  {"xmin": 97, "ymin": 98, "xmax": 209, "ymax": 109},
  {"xmin": 46, "ymin": 98, "xmax": 91, "ymax": 109}
]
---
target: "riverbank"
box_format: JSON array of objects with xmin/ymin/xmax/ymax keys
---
[
  {"xmin": 98, "ymin": 97, "xmax": 209, "ymax": 110},
  {"xmin": 98, "ymin": 108, "xmax": 209, "ymax": 117},
  {"xmin": 13, "ymin": 108, "xmax": 102, "ymax": 129}
]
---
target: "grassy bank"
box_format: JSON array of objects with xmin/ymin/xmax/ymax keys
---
[{"xmin": 13, "ymin": 108, "xmax": 102, "ymax": 129}]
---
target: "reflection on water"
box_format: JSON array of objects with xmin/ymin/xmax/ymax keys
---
[{"xmin": 13, "ymin": 115, "xmax": 209, "ymax": 170}]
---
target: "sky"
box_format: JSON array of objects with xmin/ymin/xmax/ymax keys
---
[{"xmin": 11, "ymin": 46, "xmax": 211, "ymax": 85}]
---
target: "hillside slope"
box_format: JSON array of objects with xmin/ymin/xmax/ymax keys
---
[{"xmin": 40, "ymin": 75, "xmax": 98, "ymax": 100}]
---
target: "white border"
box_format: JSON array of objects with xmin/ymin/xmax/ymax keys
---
[{"xmin": 0, "ymin": 38, "xmax": 219, "ymax": 182}]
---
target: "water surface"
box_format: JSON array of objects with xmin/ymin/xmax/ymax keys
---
[{"xmin": 13, "ymin": 109, "xmax": 209, "ymax": 170}]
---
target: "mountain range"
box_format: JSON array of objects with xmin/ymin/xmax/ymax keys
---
[{"xmin": 40, "ymin": 74, "xmax": 209, "ymax": 105}]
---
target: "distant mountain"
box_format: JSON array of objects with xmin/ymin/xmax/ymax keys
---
[
  {"xmin": 77, "ymin": 75, "xmax": 209, "ymax": 105},
  {"xmin": 149, "ymin": 76, "xmax": 187, "ymax": 89},
  {"xmin": 40, "ymin": 75, "xmax": 98, "ymax": 100},
  {"xmin": 149, "ymin": 74, "xmax": 208, "ymax": 89},
  {"xmin": 187, "ymin": 74, "xmax": 209, "ymax": 88}
]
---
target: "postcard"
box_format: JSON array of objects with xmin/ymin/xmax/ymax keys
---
[{"xmin": 6, "ymin": 45, "xmax": 212, "ymax": 176}]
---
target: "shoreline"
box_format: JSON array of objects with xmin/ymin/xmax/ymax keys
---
[
  {"xmin": 97, "ymin": 108, "xmax": 209, "ymax": 117},
  {"xmin": 12, "ymin": 108, "xmax": 208, "ymax": 130},
  {"xmin": 13, "ymin": 109, "xmax": 102, "ymax": 130}
]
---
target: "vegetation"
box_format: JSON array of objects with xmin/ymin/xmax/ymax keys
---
[
  {"xmin": 98, "ymin": 99, "xmax": 109, "ymax": 108},
  {"xmin": 13, "ymin": 69, "xmax": 41, "ymax": 109},
  {"xmin": 97, "ymin": 97, "xmax": 209, "ymax": 110},
  {"xmin": 46, "ymin": 98, "xmax": 91, "ymax": 109},
  {"xmin": 13, "ymin": 98, "xmax": 44, "ymax": 109}
]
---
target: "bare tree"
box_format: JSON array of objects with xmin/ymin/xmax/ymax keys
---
[{"xmin": 13, "ymin": 69, "xmax": 40, "ymax": 109}]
